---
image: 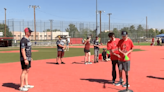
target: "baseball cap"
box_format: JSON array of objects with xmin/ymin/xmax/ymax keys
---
[
  {"xmin": 103, "ymin": 48, "xmax": 106, "ymax": 50},
  {"xmin": 121, "ymin": 31, "xmax": 128, "ymax": 36},
  {"xmin": 24, "ymin": 27, "xmax": 33, "ymax": 33}
]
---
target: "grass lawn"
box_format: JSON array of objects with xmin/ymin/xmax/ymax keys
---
[{"xmin": 0, "ymin": 48, "xmax": 143, "ymax": 63}]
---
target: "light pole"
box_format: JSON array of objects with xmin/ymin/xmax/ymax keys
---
[
  {"xmin": 96, "ymin": 0, "xmax": 98, "ymax": 36},
  {"xmin": 29, "ymin": 5, "xmax": 40, "ymax": 41},
  {"xmin": 108, "ymin": 13, "xmax": 112, "ymax": 31},
  {"xmin": 98, "ymin": 10, "xmax": 105, "ymax": 42},
  {"xmin": 4, "ymin": 8, "xmax": 6, "ymax": 37}
]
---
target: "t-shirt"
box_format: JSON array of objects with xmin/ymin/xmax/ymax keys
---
[
  {"xmin": 117, "ymin": 38, "xmax": 134, "ymax": 62},
  {"xmin": 152, "ymin": 38, "xmax": 154, "ymax": 42},
  {"xmin": 84, "ymin": 41, "xmax": 90, "ymax": 50},
  {"xmin": 93, "ymin": 39, "xmax": 100, "ymax": 49},
  {"xmin": 107, "ymin": 38, "xmax": 120, "ymax": 60},
  {"xmin": 20, "ymin": 37, "xmax": 32, "ymax": 61},
  {"xmin": 102, "ymin": 51, "xmax": 107, "ymax": 59},
  {"xmin": 56, "ymin": 40, "xmax": 65, "ymax": 51}
]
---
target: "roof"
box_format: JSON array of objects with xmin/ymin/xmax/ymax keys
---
[
  {"xmin": 156, "ymin": 34, "xmax": 164, "ymax": 37},
  {"xmin": 0, "ymin": 37, "xmax": 14, "ymax": 41}
]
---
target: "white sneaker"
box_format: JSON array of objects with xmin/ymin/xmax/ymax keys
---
[
  {"xmin": 24, "ymin": 85, "xmax": 34, "ymax": 88},
  {"xmin": 19, "ymin": 87, "xmax": 28, "ymax": 91},
  {"xmin": 122, "ymin": 83, "xmax": 130, "ymax": 87},
  {"xmin": 84, "ymin": 62, "xmax": 88, "ymax": 65},
  {"xmin": 115, "ymin": 81, "xmax": 124, "ymax": 86},
  {"xmin": 88, "ymin": 62, "xmax": 92, "ymax": 64}
]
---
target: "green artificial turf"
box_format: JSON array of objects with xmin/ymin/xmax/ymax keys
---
[{"xmin": 0, "ymin": 48, "xmax": 143, "ymax": 63}]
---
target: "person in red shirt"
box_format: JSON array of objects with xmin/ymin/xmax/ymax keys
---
[
  {"xmin": 107, "ymin": 32, "xmax": 120, "ymax": 84},
  {"xmin": 83, "ymin": 36, "xmax": 92, "ymax": 64},
  {"xmin": 115, "ymin": 31, "xmax": 134, "ymax": 88},
  {"xmin": 151, "ymin": 37, "xmax": 155, "ymax": 46}
]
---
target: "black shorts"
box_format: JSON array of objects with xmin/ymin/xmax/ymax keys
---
[
  {"xmin": 118, "ymin": 61, "xmax": 130, "ymax": 71},
  {"xmin": 84, "ymin": 49, "xmax": 90, "ymax": 53},
  {"xmin": 20, "ymin": 60, "xmax": 31, "ymax": 70}
]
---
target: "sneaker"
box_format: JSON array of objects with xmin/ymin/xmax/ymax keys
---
[
  {"xmin": 88, "ymin": 62, "xmax": 92, "ymax": 64},
  {"xmin": 112, "ymin": 80, "xmax": 115, "ymax": 85},
  {"xmin": 19, "ymin": 87, "xmax": 28, "ymax": 91},
  {"xmin": 94, "ymin": 61, "xmax": 97, "ymax": 63},
  {"xmin": 84, "ymin": 62, "xmax": 88, "ymax": 65},
  {"xmin": 24, "ymin": 85, "xmax": 34, "ymax": 88},
  {"xmin": 115, "ymin": 81, "xmax": 124, "ymax": 86},
  {"xmin": 96, "ymin": 61, "xmax": 98, "ymax": 63},
  {"xmin": 122, "ymin": 83, "xmax": 130, "ymax": 87},
  {"xmin": 61, "ymin": 62, "xmax": 65, "ymax": 64},
  {"xmin": 55, "ymin": 62, "xmax": 59, "ymax": 64}
]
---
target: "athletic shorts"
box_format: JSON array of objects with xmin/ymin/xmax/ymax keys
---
[
  {"xmin": 84, "ymin": 49, "xmax": 90, "ymax": 53},
  {"xmin": 20, "ymin": 60, "xmax": 31, "ymax": 70},
  {"xmin": 57, "ymin": 51, "xmax": 64, "ymax": 58},
  {"xmin": 118, "ymin": 61, "xmax": 130, "ymax": 71},
  {"xmin": 94, "ymin": 49, "xmax": 99, "ymax": 57}
]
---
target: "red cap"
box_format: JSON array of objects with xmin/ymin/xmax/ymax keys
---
[{"xmin": 24, "ymin": 27, "xmax": 33, "ymax": 33}]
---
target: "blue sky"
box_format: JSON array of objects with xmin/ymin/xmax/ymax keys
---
[{"xmin": 0, "ymin": 0, "xmax": 164, "ymax": 30}]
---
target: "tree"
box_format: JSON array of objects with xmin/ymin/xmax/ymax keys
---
[
  {"xmin": 65, "ymin": 24, "xmax": 79, "ymax": 37},
  {"xmin": 137, "ymin": 25, "xmax": 145, "ymax": 37},
  {"xmin": 44, "ymin": 29, "xmax": 60, "ymax": 32},
  {"xmin": 0, "ymin": 23, "xmax": 13, "ymax": 37},
  {"xmin": 129, "ymin": 25, "xmax": 135, "ymax": 33},
  {"xmin": 155, "ymin": 29, "xmax": 159, "ymax": 35},
  {"xmin": 148, "ymin": 28, "xmax": 156, "ymax": 38},
  {"xmin": 159, "ymin": 29, "xmax": 164, "ymax": 34},
  {"xmin": 113, "ymin": 28, "xmax": 120, "ymax": 38}
]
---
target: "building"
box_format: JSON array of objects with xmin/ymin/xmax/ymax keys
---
[{"xmin": 12, "ymin": 31, "xmax": 69, "ymax": 40}]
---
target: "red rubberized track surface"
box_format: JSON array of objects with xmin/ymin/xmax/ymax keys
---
[{"xmin": 0, "ymin": 46, "xmax": 164, "ymax": 92}]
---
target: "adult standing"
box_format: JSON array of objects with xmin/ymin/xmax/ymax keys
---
[
  {"xmin": 93, "ymin": 36, "xmax": 101, "ymax": 63},
  {"xmin": 115, "ymin": 31, "xmax": 134, "ymax": 87},
  {"xmin": 107, "ymin": 32, "xmax": 120, "ymax": 84},
  {"xmin": 83, "ymin": 36, "xmax": 92, "ymax": 64},
  {"xmin": 66, "ymin": 38, "xmax": 69, "ymax": 51},
  {"xmin": 55, "ymin": 36, "xmax": 65, "ymax": 64},
  {"xmin": 19, "ymin": 27, "xmax": 34, "ymax": 91}
]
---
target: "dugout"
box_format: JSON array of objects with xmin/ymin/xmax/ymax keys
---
[{"xmin": 0, "ymin": 37, "xmax": 14, "ymax": 47}]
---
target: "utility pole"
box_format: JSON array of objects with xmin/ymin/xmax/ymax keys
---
[
  {"xmin": 4, "ymin": 8, "xmax": 6, "ymax": 37},
  {"xmin": 98, "ymin": 10, "xmax": 105, "ymax": 41},
  {"xmin": 146, "ymin": 16, "xmax": 147, "ymax": 37},
  {"xmin": 108, "ymin": 13, "xmax": 112, "ymax": 31},
  {"xmin": 96, "ymin": 0, "xmax": 98, "ymax": 36},
  {"xmin": 50, "ymin": 20, "xmax": 53, "ymax": 41},
  {"xmin": 29, "ymin": 5, "xmax": 40, "ymax": 41},
  {"xmin": 12, "ymin": 19, "xmax": 14, "ymax": 37}
]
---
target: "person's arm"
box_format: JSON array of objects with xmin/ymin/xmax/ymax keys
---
[
  {"xmin": 21, "ymin": 41, "xmax": 28, "ymax": 65},
  {"xmin": 107, "ymin": 42, "xmax": 120, "ymax": 58},
  {"xmin": 57, "ymin": 41, "xmax": 64, "ymax": 48},
  {"xmin": 125, "ymin": 40, "xmax": 134, "ymax": 55}
]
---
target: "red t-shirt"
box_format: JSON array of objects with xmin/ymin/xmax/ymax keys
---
[
  {"xmin": 152, "ymin": 38, "xmax": 154, "ymax": 42},
  {"xmin": 107, "ymin": 38, "xmax": 120, "ymax": 60},
  {"xmin": 117, "ymin": 38, "xmax": 134, "ymax": 62},
  {"xmin": 84, "ymin": 41, "xmax": 90, "ymax": 50}
]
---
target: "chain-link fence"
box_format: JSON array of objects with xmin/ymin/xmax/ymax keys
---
[{"xmin": 0, "ymin": 19, "xmax": 157, "ymax": 46}]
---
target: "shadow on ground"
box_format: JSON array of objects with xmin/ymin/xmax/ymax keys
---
[
  {"xmin": 46, "ymin": 62, "xmax": 58, "ymax": 65},
  {"xmin": 72, "ymin": 62, "xmax": 84, "ymax": 64},
  {"xmin": 81, "ymin": 78, "xmax": 120, "ymax": 90},
  {"xmin": 2, "ymin": 83, "xmax": 19, "ymax": 90},
  {"xmin": 147, "ymin": 76, "xmax": 164, "ymax": 80}
]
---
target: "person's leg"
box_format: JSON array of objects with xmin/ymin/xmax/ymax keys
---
[
  {"xmin": 96, "ymin": 49, "xmax": 99, "ymax": 62},
  {"xmin": 20, "ymin": 69, "xmax": 27, "ymax": 88},
  {"xmin": 94, "ymin": 49, "xmax": 96, "ymax": 63},
  {"xmin": 122, "ymin": 61, "xmax": 130, "ymax": 87},
  {"xmin": 84, "ymin": 52, "xmax": 88, "ymax": 64},
  {"xmin": 115, "ymin": 61, "xmax": 123, "ymax": 86},
  {"xmin": 56, "ymin": 51, "xmax": 60, "ymax": 64},
  {"xmin": 112, "ymin": 60, "xmax": 117, "ymax": 83},
  {"xmin": 60, "ymin": 51, "xmax": 65, "ymax": 64},
  {"xmin": 88, "ymin": 52, "xmax": 91, "ymax": 62}
]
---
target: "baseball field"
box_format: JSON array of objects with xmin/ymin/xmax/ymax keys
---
[{"xmin": 0, "ymin": 44, "xmax": 163, "ymax": 92}]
